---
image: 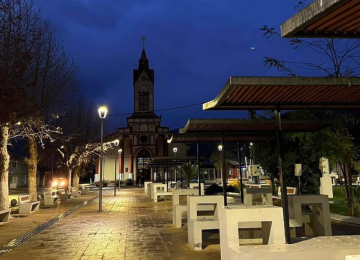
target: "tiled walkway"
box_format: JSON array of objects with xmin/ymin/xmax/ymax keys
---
[{"xmin": 0, "ymin": 189, "xmax": 221, "ymax": 260}]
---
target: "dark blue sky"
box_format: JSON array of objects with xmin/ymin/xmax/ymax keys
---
[{"xmin": 32, "ymin": 0, "xmax": 319, "ymax": 131}]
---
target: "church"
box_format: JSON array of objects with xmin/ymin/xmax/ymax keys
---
[{"xmin": 95, "ymin": 42, "xmax": 184, "ymax": 184}]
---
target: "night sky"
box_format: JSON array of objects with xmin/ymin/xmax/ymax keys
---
[{"xmin": 32, "ymin": 0, "xmax": 320, "ymax": 131}]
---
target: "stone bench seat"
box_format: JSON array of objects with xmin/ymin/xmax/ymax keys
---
[
  {"xmin": 71, "ymin": 187, "xmax": 81, "ymax": 198},
  {"xmin": 44, "ymin": 192, "xmax": 59, "ymax": 206},
  {"xmin": 154, "ymin": 192, "xmax": 172, "ymax": 202},
  {"xmin": 0, "ymin": 209, "xmax": 11, "ymax": 222},
  {"xmin": 18, "ymin": 195, "xmax": 40, "ymax": 214}
]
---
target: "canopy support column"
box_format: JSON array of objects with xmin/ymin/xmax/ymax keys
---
[
  {"xmin": 197, "ymin": 142, "xmax": 201, "ymax": 195},
  {"xmin": 275, "ymin": 107, "xmax": 291, "ymax": 244},
  {"xmin": 237, "ymin": 142, "xmax": 244, "ymax": 204},
  {"xmin": 221, "ymin": 137, "xmax": 227, "ymax": 206}
]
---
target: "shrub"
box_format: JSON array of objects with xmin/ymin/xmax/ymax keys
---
[
  {"xmin": 116, "ymin": 180, "xmax": 125, "ymax": 186},
  {"xmin": 125, "ymin": 178, "xmax": 134, "ymax": 186},
  {"xmin": 102, "ymin": 180, "xmax": 108, "ymax": 187}
]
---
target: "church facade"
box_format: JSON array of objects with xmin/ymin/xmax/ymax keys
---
[{"xmin": 96, "ymin": 46, "xmax": 183, "ymax": 183}]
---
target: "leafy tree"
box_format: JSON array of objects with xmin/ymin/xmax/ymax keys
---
[{"xmin": 180, "ymin": 162, "xmax": 198, "ymax": 188}]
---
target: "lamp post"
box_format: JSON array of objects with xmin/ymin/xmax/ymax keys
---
[
  {"xmin": 218, "ymin": 142, "xmax": 227, "ymax": 206},
  {"xmin": 173, "ymin": 147, "xmax": 177, "ymax": 188},
  {"xmin": 98, "ymin": 106, "xmax": 108, "ymax": 212},
  {"xmin": 113, "ymin": 139, "xmax": 119, "ymax": 196},
  {"xmin": 118, "ymin": 148, "xmax": 122, "ymax": 190}
]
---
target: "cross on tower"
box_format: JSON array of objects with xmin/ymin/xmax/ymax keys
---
[{"xmin": 141, "ymin": 35, "xmax": 147, "ymax": 49}]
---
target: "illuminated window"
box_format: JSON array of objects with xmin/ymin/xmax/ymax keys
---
[{"xmin": 139, "ymin": 86, "xmax": 149, "ymax": 111}]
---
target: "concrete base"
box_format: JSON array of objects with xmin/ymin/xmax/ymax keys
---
[
  {"xmin": 222, "ymin": 236, "xmax": 360, "ymax": 260},
  {"xmin": 0, "ymin": 209, "xmax": 10, "ymax": 222},
  {"xmin": 44, "ymin": 192, "xmax": 59, "ymax": 206},
  {"xmin": 189, "ymin": 183, "xmax": 205, "ymax": 195},
  {"xmin": 144, "ymin": 181, "xmax": 152, "ymax": 195},
  {"xmin": 243, "ymin": 188, "xmax": 272, "ymax": 206},
  {"xmin": 320, "ymin": 174, "xmax": 334, "ymax": 198}
]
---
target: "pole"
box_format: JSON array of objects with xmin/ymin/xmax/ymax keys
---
[
  {"xmin": 237, "ymin": 142, "xmax": 244, "ymax": 204},
  {"xmin": 51, "ymin": 153, "xmax": 54, "ymax": 181},
  {"xmin": 99, "ymin": 119, "xmax": 104, "ymax": 212},
  {"xmin": 197, "ymin": 142, "xmax": 201, "ymax": 195},
  {"xmin": 114, "ymin": 151, "xmax": 117, "ymax": 196},
  {"xmin": 221, "ymin": 137, "xmax": 227, "ymax": 206},
  {"xmin": 180, "ymin": 164, "xmax": 183, "ymax": 189},
  {"xmin": 275, "ymin": 107, "xmax": 291, "ymax": 244},
  {"xmin": 166, "ymin": 165, "xmax": 169, "ymax": 192}
]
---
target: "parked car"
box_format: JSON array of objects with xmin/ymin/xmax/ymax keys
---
[{"xmin": 190, "ymin": 178, "xmax": 205, "ymax": 183}]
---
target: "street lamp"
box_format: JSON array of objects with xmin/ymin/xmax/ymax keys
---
[
  {"xmin": 173, "ymin": 147, "xmax": 178, "ymax": 155},
  {"xmin": 118, "ymin": 148, "xmax": 122, "ymax": 190},
  {"xmin": 98, "ymin": 105, "xmax": 108, "ymax": 212},
  {"xmin": 113, "ymin": 139, "xmax": 119, "ymax": 196},
  {"xmin": 218, "ymin": 144, "xmax": 223, "ymax": 151},
  {"xmin": 173, "ymin": 147, "xmax": 177, "ymax": 188}
]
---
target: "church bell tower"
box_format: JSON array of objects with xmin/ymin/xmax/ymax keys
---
[{"xmin": 133, "ymin": 36, "xmax": 155, "ymax": 114}]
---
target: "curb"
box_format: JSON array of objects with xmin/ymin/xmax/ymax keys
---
[{"xmin": 0, "ymin": 195, "xmax": 99, "ymax": 257}]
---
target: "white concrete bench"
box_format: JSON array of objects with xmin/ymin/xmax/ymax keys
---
[
  {"xmin": 79, "ymin": 184, "xmax": 90, "ymax": 194},
  {"xmin": 189, "ymin": 183, "xmax": 205, "ymax": 195},
  {"xmin": 187, "ymin": 195, "xmax": 224, "ymax": 250},
  {"xmin": 144, "ymin": 181, "xmax": 152, "ymax": 195},
  {"xmin": 0, "ymin": 209, "xmax": 11, "ymax": 222},
  {"xmin": 152, "ymin": 183, "xmax": 172, "ymax": 202},
  {"xmin": 172, "ymin": 189, "xmax": 205, "ymax": 228},
  {"xmin": 272, "ymin": 186, "xmax": 297, "ymax": 200},
  {"xmin": 219, "ymin": 205, "xmax": 286, "ymax": 260},
  {"xmin": 71, "ymin": 187, "xmax": 81, "ymax": 198},
  {"xmin": 18, "ymin": 195, "xmax": 40, "ymax": 214},
  {"xmin": 243, "ymin": 188, "xmax": 272, "ymax": 206},
  {"xmin": 44, "ymin": 192, "xmax": 59, "ymax": 206},
  {"xmin": 59, "ymin": 189, "xmax": 69, "ymax": 201},
  {"xmin": 288, "ymin": 194, "xmax": 332, "ymax": 238}
]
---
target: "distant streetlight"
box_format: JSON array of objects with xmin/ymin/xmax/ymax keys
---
[
  {"xmin": 118, "ymin": 148, "xmax": 122, "ymax": 190},
  {"xmin": 15, "ymin": 121, "xmax": 21, "ymax": 126},
  {"xmin": 113, "ymin": 139, "xmax": 119, "ymax": 196},
  {"xmin": 173, "ymin": 147, "xmax": 177, "ymax": 155},
  {"xmin": 98, "ymin": 106, "xmax": 108, "ymax": 212},
  {"xmin": 218, "ymin": 144, "xmax": 223, "ymax": 152},
  {"xmin": 173, "ymin": 147, "xmax": 178, "ymax": 188}
]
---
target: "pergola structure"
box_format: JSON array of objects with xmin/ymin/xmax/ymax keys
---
[
  {"xmin": 203, "ymin": 76, "xmax": 360, "ymax": 244},
  {"xmin": 168, "ymin": 118, "xmax": 332, "ymax": 205},
  {"xmin": 147, "ymin": 156, "xmax": 199, "ymax": 191},
  {"xmin": 281, "ymin": 0, "xmax": 360, "ymax": 38}
]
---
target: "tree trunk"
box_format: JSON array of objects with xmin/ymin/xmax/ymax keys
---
[
  {"xmin": 67, "ymin": 168, "xmax": 72, "ymax": 192},
  {"xmin": 347, "ymin": 159, "xmax": 354, "ymax": 216},
  {"xmin": 0, "ymin": 125, "xmax": 10, "ymax": 210},
  {"xmin": 72, "ymin": 166, "xmax": 80, "ymax": 190},
  {"xmin": 26, "ymin": 136, "xmax": 38, "ymax": 202}
]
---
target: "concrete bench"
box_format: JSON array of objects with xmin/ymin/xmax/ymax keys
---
[
  {"xmin": 243, "ymin": 188, "xmax": 272, "ymax": 206},
  {"xmin": 71, "ymin": 187, "xmax": 81, "ymax": 198},
  {"xmin": 59, "ymin": 189, "xmax": 69, "ymax": 201},
  {"xmin": 79, "ymin": 184, "xmax": 90, "ymax": 194},
  {"xmin": 172, "ymin": 189, "xmax": 204, "ymax": 228},
  {"xmin": 18, "ymin": 195, "xmax": 40, "ymax": 214},
  {"xmin": 44, "ymin": 192, "xmax": 59, "ymax": 206},
  {"xmin": 219, "ymin": 205, "xmax": 286, "ymax": 260},
  {"xmin": 144, "ymin": 181, "xmax": 152, "ymax": 195},
  {"xmin": 187, "ymin": 195, "xmax": 224, "ymax": 250},
  {"xmin": 272, "ymin": 186, "xmax": 297, "ymax": 200},
  {"xmin": 152, "ymin": 183, "xmax": 172, "ymax": 202},
  {"xmin": 288, "ymin": 194, "xmax": 332, "ymax": 238},
  {"xmin": 0, "ymin": 209, "xmax": 11, "ymax": 222},
  {"xmin": 189, "ymin": 183, "xmax": 205, "ymax": 195}
]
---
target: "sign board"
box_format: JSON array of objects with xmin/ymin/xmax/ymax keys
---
[{"xmin": 295, "ymin": 164, "xmax": 302, "ymax": 177}]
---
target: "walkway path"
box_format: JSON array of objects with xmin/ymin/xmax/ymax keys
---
[{"xmin": 0, "ymin": 189, "xmax": 220, "ymax": 260}]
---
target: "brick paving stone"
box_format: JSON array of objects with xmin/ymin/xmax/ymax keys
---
[{"xmin": 0, "ymin": 189, "xmax": 221, "ymax": 260}]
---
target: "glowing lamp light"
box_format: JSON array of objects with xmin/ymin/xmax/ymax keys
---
[
  {"xmin": 218, "ymin": 144, "xmax": 223, "ymax": 152},
  {"xmin": 52, "ymin": 181, "xmax": 58, "ymax": 187},
  {"xmin": 118, "ymin": 148, "xmax": 122, "ymax": 154},
  {"xmin": 173, "ymin": 147, "xmax": 178, "ymax": 153},
  {"xmin": 250, "ymin": 142, "xmax": 253, "ymax": 146},
  {"xmin": 98, "ymin": 106, "xmax": 108, "ymax": 119},
  {"xmin": 114, "ymin": 139, "xmax": 120, "ymax": 146},
  {"xmin": 60, "ymin": 181, "xmax": 65, "ymax": 187},
  {"xmin": 15, "ymin": 121, "xmax": 21, "ymax": 126}
]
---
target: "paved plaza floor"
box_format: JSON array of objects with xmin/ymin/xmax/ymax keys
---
[
  {"xmin": 0, "ymin": 188, "xmax": 220, "ymax": 260},
  {"xmin": 2, "ymin": 188, "xmax": 360, "ymax": 260}
]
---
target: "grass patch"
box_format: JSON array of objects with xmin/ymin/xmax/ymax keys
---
[{"xmin": 329, "ymin": 186, "xmax": 360, "ymax": 217}]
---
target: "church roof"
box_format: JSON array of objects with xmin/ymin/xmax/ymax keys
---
[{"xmin": 133, "ymin": 48, "xmax": 154, "ymax": 84}]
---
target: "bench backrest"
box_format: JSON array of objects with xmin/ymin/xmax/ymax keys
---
[
  {"xmin": 19, "ymin": 195, "xmax": 30, "ymax": 204},
  {"xmin": 44, "ymin": 192, "xmax": 52, "ymax": 198},
  {"xmin": 189, "ymin": 183, "xmax": 205, "ymax": 195},
  {"xmin": 172, "ymin": 189, "xmax": 199, "ymax": 206},
  {"xmin": 59, "ymin": 189, "xmax": 66, "ymax": 194},
  {"xmin": 187, "ymin": 195, "xmax": 224, "ymax": 220},
  {"xmin": 249, "ymin": 184, "xmax": 261, "ymax": 189},
  {"xmin": 278, "ymin": 186, "xmax": 297, "ymax": 196}
]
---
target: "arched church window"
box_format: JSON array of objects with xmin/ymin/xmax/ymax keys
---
[{"xmin": 139, "ymin": 86, "xmax": 149, "ymax": 111}]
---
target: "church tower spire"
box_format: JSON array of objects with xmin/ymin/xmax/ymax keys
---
[{"xmin": 132, "ymin": 36, "xmax": 155, "ymax": 114}]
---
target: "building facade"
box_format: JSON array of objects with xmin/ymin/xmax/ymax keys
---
[{"xmin": 97, "ymin": 47, "xmax": 187, "ymax": 183}]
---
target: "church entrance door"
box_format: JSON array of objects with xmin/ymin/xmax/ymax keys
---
[{"xmin": 137, "ymin": 149, "xmax": 151, "ymax": 185}]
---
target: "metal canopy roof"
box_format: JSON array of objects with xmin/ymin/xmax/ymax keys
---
[
  {"xmin": 203, "ymin": 77, "xmax": 360, "ymax": 110},
  {"xmin": 167, "ymin": 118, "xmax": 331, "ymax": 143},
  {"xmin": 281, "ymin": 0, "xmax": 360, "ymax": 38}
]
